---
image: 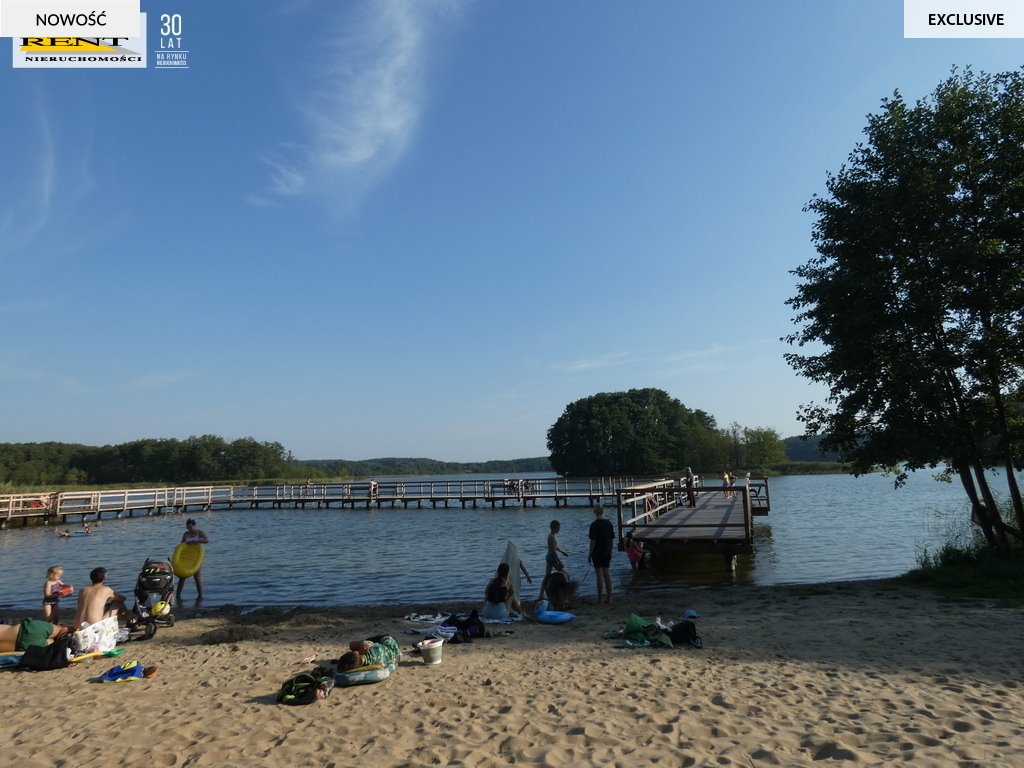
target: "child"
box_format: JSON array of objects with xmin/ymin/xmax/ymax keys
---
[
  {"xmin": 538, "ymin": 520, "xmax": 569, "ymax": 600},
  {"xmin": 42, "ymin": 565, "xmax": 71, "ymax": 624},
  {"xmin": 625, "ymin": 533, "xmax": 645, "ymax": 571}
]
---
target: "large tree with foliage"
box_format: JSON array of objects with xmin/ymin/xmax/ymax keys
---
[
  {"xmin": 546, "ymin": 388, "xmax": 716, "ymax": 476},
  {"xmin": 785, "ymin": 68, "xmax": 1024, "ymax": 547}
]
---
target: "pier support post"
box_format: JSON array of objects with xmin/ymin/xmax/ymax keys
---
[{"xmin": 724, "ymin": 554, "xmax": 736, "ymax": 573}]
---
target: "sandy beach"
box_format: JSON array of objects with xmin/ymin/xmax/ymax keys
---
[{"xmin": 2, "ymin": 581, "xmax": 1023, "ymax": 767}]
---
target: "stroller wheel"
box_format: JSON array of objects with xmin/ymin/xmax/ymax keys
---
[
  {"xmin": 165, "ymin": 615, "xmax": 175, "ymax": 627},
  {"xmin": 144, "ymin": 621, "xmax": 157, "ymax": 639}
]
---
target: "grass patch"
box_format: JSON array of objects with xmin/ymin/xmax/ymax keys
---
[{"xmin": 900, "ymin": 543, "xmax": 1024, "ymax": 602}]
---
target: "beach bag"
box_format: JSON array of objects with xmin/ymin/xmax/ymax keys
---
[
  {"xmin": 276, "ymin": 671, "xmax": 334, "ymax": 705},
  {"xmin": 621, "ymin": 614, "xmax": 672, "ymax": 647},
  {"xmin": 19, "ymin": 632, "xmax": 73, "ymax": 671},
  {"xmin": 669, "ymin": 620, "xmax": 702, "ymax": 649}
]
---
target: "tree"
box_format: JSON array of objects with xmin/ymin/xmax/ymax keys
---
[
  {"xmin": 785, "ymin": 68, "xmax": 1024, "ymax": 546},
  {"xmin": 546, "ymin": 388, "xmax": 715, "ymax": 476},
  {"xmin": 743, "ymin": 427, "xmax": 786, "ymax": 469}
]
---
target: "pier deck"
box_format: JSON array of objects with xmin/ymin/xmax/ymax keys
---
[{"xmin": 615, "ymin": 477, "xmax": 770, "ymax": 565}]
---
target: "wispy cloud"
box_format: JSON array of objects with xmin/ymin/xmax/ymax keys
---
[
  {"xmin": 127, "ymin": 371, "xmax": 194, "ymax": 389},
  {"xmin": 553, "ymin": 352, "xmax": 635, "ymax": 374},
  {"xmin": 553, "ymin": 340, "xmax": 776, "ymax": 377},
  {"xmin": 255, "ymin": 0, "xmax": 461, "ymax": 207},
  {"xmin": 0, "ymin": 99, "xmax": 56, "ymax": 249}
]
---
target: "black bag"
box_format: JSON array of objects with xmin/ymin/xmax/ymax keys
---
[
  {"xmin": 276, "ymin": 670, "xmax": 334, "ymax": 705},
  {"xmin": 19, "ymin": 632, "xmax": 73, "ymax": 671},
  {"xmin": 668, "ymin": 620, "xmax": 702, "ymax": 649}
]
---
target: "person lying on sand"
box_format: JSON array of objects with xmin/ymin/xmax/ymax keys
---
[
  {"xmin": 337, "ymin": 635, "xmax": 401, "ymax": 671},
  {"xmin": 0, "ymin": 619, "xmax": 68, "ymax": 653}
]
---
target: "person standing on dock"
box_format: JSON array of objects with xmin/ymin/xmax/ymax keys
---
[
  {"xmin": 684, "ymin": 468, "xmax": 697, "ymax": 508},
  {"xmin": 176, "ymin": 518, "xmax": 209, "ymax": 603},
  {"xmin": 588, "ymin": 505, "xmax": 615, "ymax": 605}
]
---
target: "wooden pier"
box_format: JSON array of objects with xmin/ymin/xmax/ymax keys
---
[
  {"xmin": 0, "ymin": 476, "xmax": 642, "ymax": 528},
  {"xmin": 615, "ymin": 476, "xmax": 770, "ymax": 571},
  {"xmin": 2, "ymin": 475, "xmax": 772, "ymax": 570}
]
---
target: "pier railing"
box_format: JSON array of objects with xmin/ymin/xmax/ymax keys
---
[
  {"xmin": 0, "ymin": 475, "xmax": 643, "ymax": 528},
  {"xmin": 614, "ymin": 475, "xmax": 771, "ymax": 560},
  {"xmin": 3, "ymin": 474, "xmax": 769, "ymax": 530}
]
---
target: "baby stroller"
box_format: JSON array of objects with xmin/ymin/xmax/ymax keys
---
[{"xmin": 130, "ymin": 558, "xmax": 176, "ymax": 639}]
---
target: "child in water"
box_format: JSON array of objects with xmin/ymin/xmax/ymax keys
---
[
  {"xmin": 42, "ymin": 565, "xmax": 71, "ymax": 624},
  {"xmin": 538, "ymin": 520, "xmax": 569, "ymax": 601},
  {"xmin": 625, "ymin": 533, "xmax": 645, "ymax": 571}
]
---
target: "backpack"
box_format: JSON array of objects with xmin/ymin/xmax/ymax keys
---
[
  {"xmin": 19, "ymin": 631, "xmax": 73, "ymax": 671},
  {"xmin": 276, "ymin": 670, "xmax": 335, "ymax": 705},
  {"xmin": 668, "ymin": 620, "xmax": 702, "ymax": 649}
]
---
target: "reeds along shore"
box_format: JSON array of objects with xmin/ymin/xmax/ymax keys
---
[{"xmin": 2, "ymin": 582, "xmax": 1023, "ymax": 767}]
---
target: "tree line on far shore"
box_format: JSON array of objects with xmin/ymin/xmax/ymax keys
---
[
  {"xmin": 0, "ymin": 438, "xmax": 559, "ymax": 488},
  {"xmin": 0, "ymin": 427, "xmax": 837, "ymax": 490}
]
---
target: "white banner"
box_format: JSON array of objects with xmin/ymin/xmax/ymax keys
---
[
  {"xmin": 905, "ymin": 0, "xmax": 1024, "ymax": 38},
  {"xmin": 1, "ymin": 0, "xmax": 141, "ymax": 38}
]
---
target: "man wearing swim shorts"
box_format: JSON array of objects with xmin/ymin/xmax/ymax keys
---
[
  {"xmin": 72, "ymin": 567, "xmax": 127, "ymax": 629},
  {"xmin": 588, "ymin": 504, "xmax": 616, "ymax": 605}
]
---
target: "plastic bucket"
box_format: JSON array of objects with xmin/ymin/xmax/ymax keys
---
[{"xmin": 417, "ymin": 638, "xmax": 443, "ymax": 665}]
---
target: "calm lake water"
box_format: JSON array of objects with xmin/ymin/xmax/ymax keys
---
[{"xmin": 0, "ymin": 472, "xmax": 975, "ymax": 612}]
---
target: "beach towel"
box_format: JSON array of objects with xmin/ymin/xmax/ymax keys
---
[
  {"xmin": 501, "ymin": 541, "xmax": 521, "ymax": 600},
  {"xmin": 98, "ymin": 660, "xmax": 144, "ymax": 682},
  {"xmin": 403, "ymin": 613, "xmax": 450, "ymax": 624},
  {"xmin": 407, "ymin": 625, "xmax": 458, "ymax": 640},
  {"xmin": 480, "ymin": 612, "xmax": 522, "ymax": 625},
  {"xmin": 72, "ymin": 616, "xmax": 120, "ymax": 655}
]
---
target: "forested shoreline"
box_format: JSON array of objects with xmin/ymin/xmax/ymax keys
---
[
  {"xmin": 0, "ymin": 434, "xmax": 839, "ymax": 490},
  {"xmin": 0, "ymin": 438, "xmax": 558, "ymax": 487}
]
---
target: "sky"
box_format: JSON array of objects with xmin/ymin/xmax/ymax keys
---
[{"xmin": 1, "ymin": 0, "xmax": 1021, "ymax": 461}]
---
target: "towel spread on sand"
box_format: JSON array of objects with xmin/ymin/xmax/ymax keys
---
[
  {"xmin": 407, "ymin": 625, "xmax": 457, "ymax": 640},
  {"xmin": 403, "ymin": 613, "xmax": 450, "ymax": 624},
  {"xmin": 480, "ymin": 612, "xmax": 522, "ymax": 625}
]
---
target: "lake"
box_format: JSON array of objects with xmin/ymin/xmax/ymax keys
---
[{"xmin": 0, "ymin": 471, "xmax": 975, "ymax": 612}]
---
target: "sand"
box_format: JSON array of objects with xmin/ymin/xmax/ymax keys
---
[{"xmin": 2, "ymin": 582, "xmax": 1023, "ymax": 767}]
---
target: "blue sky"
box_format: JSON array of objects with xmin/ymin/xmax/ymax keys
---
[{"xmin": 1, "ymin": 1, "xmax": 1021, "ymax": 461}]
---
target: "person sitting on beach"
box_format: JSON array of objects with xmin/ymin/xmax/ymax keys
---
[
  {"xmin": 337, "ymin": 635, "xmax": 401, "ymax": 671},
  {"xmin": 72, "ymin": 567, "xmax": 128, "ymax": 629},
  {"xmin": 482, "ymin": 562, "xmax": 525, "ymax": 621},
  {"xmin": 0, "ymin": 619, "xmax": 68, "ymax": 653}
]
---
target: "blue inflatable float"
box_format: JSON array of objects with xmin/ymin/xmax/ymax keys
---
[{"xmin": 534, "ymin": 600, "xmax": 574, "ymax": 624}]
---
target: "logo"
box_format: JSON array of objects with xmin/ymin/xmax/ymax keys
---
[{"xmin": 13, "ymin": 11, "xmax": 146, "ymax": 67}]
